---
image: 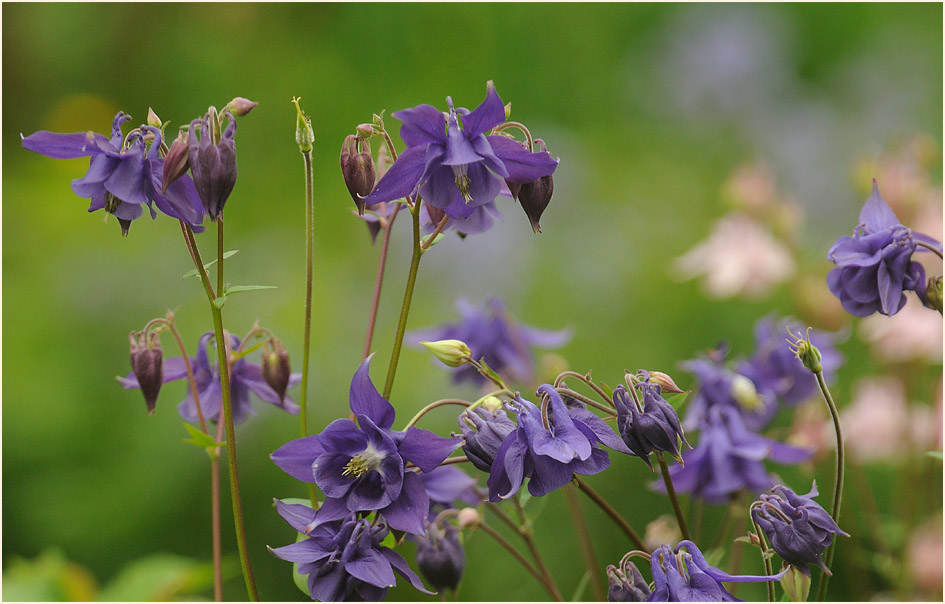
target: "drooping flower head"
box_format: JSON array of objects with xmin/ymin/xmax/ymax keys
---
[
  {"xmin": 486, "ymin": 385, "xmax": 629, "ymax": 501},
  {"xmin": 458, "ymin": 404, "xmax": 518, "ymax": 472},
  {"xmin": 605, "ymin": 558, "xmax": 650, "ymax": 602},
  {"xmin": 751, "ymin": 482, "xmax": 849, "ymax": 575},
  {"xmin": 411, "ymin": 298, "xmax": 571, "ymax": 387},
  {"xmin": 662, "ymin": 406, "xmax": 812, "ymax": 504},
  {"xmin": 827, "ymin": 180, "xmax": 942, "ymax": 317},
  {"xmin": 188, "ymin": 109, "xmax": 238, "ymax": 221},
  {"xmin": 649, "ymin": 540, "xmax": 787, "ymax": 601},
  {"xmin": 612, "ymin": 372, "xmax": 690, "ymax": 469},
  {"xmin": 271, "ymin": 357, "xmax": 462, "ymax": 535},
  {"xmin": 360, "ymin": 81, "xmax": 559, "ymax": 234},
  {"xmin": 413, "ymin": 513, "xmax": 465, "ymax": 594},
  {"xmin": 118, "ymin": 331, "xmax": 300, "ymax": 424},
  {"xmin": 268, "ymin": 500, "xmax": 430, "ymax": 601},
  {"xmin": 21, "ymin": 112, "xmax": 205, "ymax": 235}
]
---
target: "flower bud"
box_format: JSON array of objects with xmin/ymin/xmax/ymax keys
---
[
  {"xmin": 147, "ymin": 107, "xmax": 162, "ymax": 128},
  {"xmin": 459, "ymin": 407, "xmax": 516, "ymax": 472},
  {"xmin": 415, "ymin": 520, "xmax": 465, "ymax": 593},
  {"xmin": 457, "ymin": 507, "xmax": 480, "ymax": 529},
  {"xmin": 340, "ymin": 134, "xmax": 376, "ymax": 215},
  {"xmin": 129, "ymin": 331, "xmax": 163, "ymax": 415},
  {"xmin": 647, "ymin": 370, "xmax": 685, "ymax": 394},
  {"xmin": 356, "ymin": 123, "xmax": 374, "ymax": 138},
  {"xmin": 188, "ymin": 111, "xmax": 237, "ymax": 221},
  {"xmin": 606, "ymin": 560, "xmax": 650, "ymax": 602},
  {"xmin": 161, "ymin": 131, "xmax": 190, "ymax": 192},
  {"xmin": 225, "ymin": 96, "xmax": 258, "ymax": 117},
  {"xmin": 779, "ymin": 564, "xmax": 811, "ymax": 602},
  {"xmin": 788, "ymin": 328, "xmax": 823, "ymax": 374},
  {"xmin": 292, "ymin": 97, "xmax": 314, "ymax": 153},
  {"xmin": 477, "ymin": 395, "xmax": 503, "ymax": 413},
  {"xmin": 516, "ymin": 139, "xmax": 555, "ymax": 233},
  {"xmin": 261, "ymin": 338, "xmax": 292, "ymax": 403},
  {"xmin": 925, "ymin": 276, "xmax": 943, "ymax": 313},
  {"xmin": 420, "ymin": 339, "xmax": 471, "ymax": 368}
]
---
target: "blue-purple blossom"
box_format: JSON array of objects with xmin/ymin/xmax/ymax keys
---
[
  {"xmin": 411, "ymin": 298, "xmax": 571, "ymax": 387},
  {"xmin": 751, "ymin": 482, "xmax": 849, "ymax": 575},
  {"xmin": 738, "ymin": 315, "xmax": 843, "ymax": 406},
  {"xmin": 486, "ymin": 385, "xmax": 629, "ymax": 501},
  {"xmin": 188, "ymin": 111, "xmax": 238, "ymax": 220},
  {"xmin": 268, "ymin": 500, "xmax": 430, "ymax": 601},
  {"xmin": 649, "ymin": 540, "xmax": 787, "ymax": 601},
  {"xmin": 119, "ymin": 331, "xmax": 300, "ymax": 423},
  {"xmin": 21, "ymin": 112, "xmax": 205, "ymax": 235},
  {"xmin": 270, "ymin": 357, "xmax": 462, "ymax": 535},
  {"xmin": 663, "ymin": 406, "xmax": 812, "ymax": 504},
  {"xmin": 458, "ymin": 405, "xmax": 518, "ymax": 472},
  {"xmin": 360, "ymin": 81, "xmax": 558, "ymax": 234},
  {"xmin": 413, "ymin": 515, "xmax": 465, "ymax": 594},
  {"xmin": 606, "ymin": 559, "xmax": 650, "ymax": 602},
  {"xmin": 827, "ymin": 180, "xmax": 942, "ymax": 317},
  {"xmin": 419, "ymin": 465, "xmax": 483, "ymax": 509},
  {"xmin": 612, "ymin": 373, "xmax": 690, "ymax": 469},
  {"xmin": 682, "ymin": 350, "xmax": 779, "ymax": 433}
]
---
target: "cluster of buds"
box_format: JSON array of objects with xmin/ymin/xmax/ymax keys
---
[
  {"xmin": 457, "ymin": 399, "xmax": 516, "ymax": 473},
  {"xmin": 128, "ymin": 330, "xmax": 164, "ymax": 414}
]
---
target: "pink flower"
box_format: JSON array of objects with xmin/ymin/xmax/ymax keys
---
[{"xmin": 859, "ymin": 296, "xmax": 943, "ymax": 363}]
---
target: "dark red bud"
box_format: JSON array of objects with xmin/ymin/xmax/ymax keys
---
[
  {"xmin": 162, "ymin": 131, "xmax": 190, "ymax": 192},
  {"xmin": 518, "ymin": 174, "xmax": 554, "ymax": 233},
  {"xmin": 130, "ymin": 332, "xmax": 164, "ymax": 415},
  {"xmin": 340, "ymin": 135, "xmax": 376, "ymax": 215},
  {"xmin": 261, "ymin": 339, "xmax": 291, "ymax": 403},
  {"xmin": 505, "ymin": 180, "xmax": 522, "ymax": 200}
]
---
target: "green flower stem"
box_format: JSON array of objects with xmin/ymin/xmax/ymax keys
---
[
  {"xmin": 382, "ymin": 199, "xmax": 423, "ymax": 399},
  {"xmin": 217, "ymin": 217, "xmax": 225, "ymax": 295},
  {"xmin": 751, "ymin": 513, "xmax": 776, "ymax": 602},
  {"xmin": 917, "ymin": 239, "xmax": 944, "ymax": 259},
  {"xmin": 574, "ymin": 476, "xmax": 648, "ymax": 551},
  {"xmin": 403, "ymin": 398, "xmax": 472, "ymax": 429},
  {"xmin": 183, "ymin": 223, "xmax": 259, "ymax": 601},
  {"xmin": 815, "ymin": 370, "xmax": 844, "ymax": 602},
  {"xmin": 299, "ymin": 147, "xmax": 319, "ymax": 508},
  {"xmin": 476, "ymin": 521, "xmax": 549, "ymax": 597},
  {"xmin": 361, "ymin": 203, "xmax": 402, "ymax": 360},
  {"xmin": 512, "ymin": 496, "xmax": 564, "ymax": 602},
  {"xmin": 656, "ymin": 452, "xmax": 691, "ymax": 541},
  {"xmin": 564, "ymin": 484, "xmax": 606, "ymax": 601},
  {"xmin": 211, "ymin": 420, "xmax": 225, "ymax": 602},
  {"xmin": 553, "ymin": 370, "xmax": 614, "ymax": 407},
  {"xmin": 555, "ymin": 387, "xmax": 617, "ymax": 416}
]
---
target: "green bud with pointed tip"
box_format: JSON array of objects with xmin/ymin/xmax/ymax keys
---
[
  {"xmin": 147, "ymin": 107, "xmax": 162, "ymax": 128},
  {"xmin": 226, "ymin": 96, "xmax": 258, "ymax": 117},
  {"xmin": 789, "ymin": 328, "xmax": 822, "ymax": 373},
  {"xmin": 779, "ymin": 564, "xmax": 811, "ymax": 602},
  {"xmin": 292, "ymin": 97, "xmax": 314, "ymax": 153},
  {"xmin": 926, "ymin": 276, "xmax": 943, "ymax": 313},
  {"xmin": 261, "ymin": 338, "xmax": 291, "ymax": 403},
  {"xmin": 420, "ymin": 339, "xmax": 472, "ymax": 368}
]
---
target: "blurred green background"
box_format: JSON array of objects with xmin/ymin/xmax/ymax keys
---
[{"xmin": 3, "ymin": 3, "xmax": 942, "ymax": 601}]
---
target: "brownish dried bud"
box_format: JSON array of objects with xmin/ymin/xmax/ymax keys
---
[
  {"xmin": 162, "ymin": 131, "xmax": 190, "ymax": 192},
  {"xmin": 340, "ymin": 134, "xmax": 376, "ymax": 215},
  {"xmin": 261, "ymin": 338, "xmax": 292, "ymax": 403},
  {"xmin": 130, "ymin": 331, "xmax": 163, "ymax": 415}
]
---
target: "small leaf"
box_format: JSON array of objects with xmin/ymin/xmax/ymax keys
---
[
  {"xmin": 223, "ymin": 285, "xmax": 279, "ymax": 294},
  {"xmin": 182, "ymin": 423, "xmax": 225, "ymax": 456},
  {"xmin": 181, "ymin": 250, "xmax": 239, "ymax": 279},
  {"xmin": 213, "ymin": 295, "xmax": 227, "ymax": 309},
  {"xmin": 599, "ymin": 381, "xmax": 614, "ymax": 399},
  {"xmin": 665, "ymin": 392, "xmax": 689, "ymax": 410},
  {"xmin": 421, "ymin": 232, "xmax": 445, "ymax": 249}
]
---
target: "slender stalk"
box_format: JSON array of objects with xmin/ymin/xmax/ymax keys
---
[
  {"xmin": 574, "ymin": 476, "xmax": 648, "ymax": 551},
  {"xmin": 815, "ymin": 370, "xmax": 844, "ymax": 602},
  {"xmin": 564, "ymin": 485, "xmax": 606, "ymax": 601},
  {"xmin": 513, "ymin": 497, "xmax": 563, "ymax": 602},
  {"xmin": 750, "ymin": 513, "xmax": 776, "ymax": 602},
  {"xmin": 299, "ymin": 148, "xmax": 319, "ymax": 508},
  {"xmin": 211, "ymin": 420, "xmax": 225, "ymax": 601},
  {"xmin": 556, "ymin": 387, "xmax": 617, "ymax": 416},
  {"xmin": 361, "ymin": 203, "xmax": 402, "ymax": 360},
  {"xmin": 656, "ymin": 452, "xmax": 691, "ymax": 541},
  {"xmin": 403, "ymin": 398, "xmax": 471, "ymax": 429},
  {"xmin": 553, "ymin": 370, "xmax": 613, "ymax": 407},
  {"xmin": 476, "ymin": 522, "xmax": 548, "ymax": 596},
  {"xmin": 382, "ymin": 200, "xmax": 423, "ymax": 399},
  {"xmin": 725, "ymin": 504, "xmax": 748, "ymax": 597},
  {"xmin": 916, "ymin": 239, "xmax": 944, "ymax": 259},
  {"xmin": 217, "ymin": 217, "xmax": 224, "ymax": 295}
]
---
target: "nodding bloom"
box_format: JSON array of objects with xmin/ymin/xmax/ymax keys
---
[
  {"xmin": 270, "ymin": 357, "xmax": 462, "ymax": 536},
  {"xmin": 486, "ymin": 385, "xmax": 629, "ymax": 501},
  {"xmin": 21, "ymin": 112, "xmax": 205, "ymax": 235},
  {"xmin": 738, "ymin": 315, "xmax": 843, "ymax": 407},
  {"xmin": 606, "ymin": 559, "xmax": 650, "ymax": 602},
  {"xmin": 682, "ymin": 347, "xmax": 778, "ymax": 432},
  {"xmin": 411, "ymin": 298, "xmax": 571, "ymax": 387},
  {"xmin": 458, "ymin": 405, "xmax": 518, "ymax": 472},
  {"xmin": 188, "ymin": 110, "xmax": 238, "ymax": 221},
  {"xmin": 827, "ymin": 180, "xmax": 942, "ymax": 317},
  {"xmin": 662, "ymin": 406, "xmax": 811, "ymax": 504},
  {"xmin": 751, "ymin": 482, "xmax": 849, "ymax": 575},
  {"xmin": 413, "ymin": 514, "xmax": 466, "ymax": 594},
  {"xmin": 612, "ymin": 373, "xmax": 690, "ymax": 469},
  {"xmin": 359, "ymin": 81, "xmax": 558, "ymax": 235},
  {"xmin": 649, "ymin": 540, "xmax": 786, "ymax": 601},
  {"xmin": 268, "ymin": 501, "xmax": 430, "ymax": 602},
  {"xmin": 118, "ymin": 331, "xmax": 300, "ymax": 424}
]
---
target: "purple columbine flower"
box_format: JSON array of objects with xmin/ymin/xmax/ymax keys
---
[
  {"xmin": 413, "ymin": 514, "xmax": 466, "ymax": 594},
  {"xmin": 682, "ymin": 349, "xmax": 778, "ymax": 432},
  {"xmin": 649, "ymin": 540, "xmax": 787, "ymax": 601},
  {"xmin": 487, "ymin": 385, "xmax": 629, "ymax": 501},
  {"xmin": 21, "ymin": 112, "xmax": 205, "ymax": 235},
  {"xmin": 268, "ymin": 500, "xmax": 430, "ymax": 601},
  {"xmin": 737, "ymin": 315, "xmax": 844, "ymax": 407},
  {"xmin": 827, "ymin": 180, "xmax": 942, "ymax": 317},
  {"xmin": 411, "ymin": 298, "xmax": 571, "ymax": 387},
  {"xmin": 751, "ymin": 482, "xmax": 849, "ymax": 576},
  {"xmin": 118, "ymin": 331, "xmax": 301, "ymax": 424},
  {"xmin": 188, "ymin": 110, "xmax": 238, "ymax": 221},
  {"xmin": 662, "ymin": 406, "xmax": 812, "ymax": 504},
  {"xmin": 612, "ymin": 373, "xmax": 690, "ymax": 469},
  {"xmin": 359, "ymin": 81, "xmax": 558, "ymax": 234},
  {"xmin": 419, "ymin": 465, "xmax": 483, "ymax": 510},
  {"xmin": 606, "ymin": 559, "xmax": 650, "ymax": 602},
  {"xmin": 270, "ymin": 357, "xmax": 462, "ymax": 535},
  {"xmin": 458, "ymin": 405, "xmax": 518, "ymax": 472}
]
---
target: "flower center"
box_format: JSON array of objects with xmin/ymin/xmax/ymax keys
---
[
  {"xmin": 452, "ymin": 164, "xmax": 473, "ymax": 203},
  {"xmin": 342, "ymin": 442, "xmax": 386, "ymax": 478},
  {"xmin": 730, "ymin": 374, "xmax": 763, "ymax": 411}
]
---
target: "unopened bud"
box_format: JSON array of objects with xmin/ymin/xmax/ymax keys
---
[
  {"xmin": 356, "ymin": 123, "xmax": 374, "ymax": 138},
  {"xmin": 779, "ymin": 564, "xmax": 811, "ymax": 603},
  {"xmin": 647, "ymin": 371, "xmax": 685, "ymax": 394},
  {"xmin": 225, "ymin": 96, "xmax": 258, "ymax": 117},
  {"xmin": 457, "ymin": 507, "xmax": 480, "ymax": 529},
  {"xmin": 925, "ymin": 276, "xmax": 943, "ymax": 313},
  {"xmin": 517, "ymin": 140, "xmax": 554, "ymax": 233},
  {"xmin": 129, "ymin": 331, "xmax": 163, "ymax": 415},
  {"xmin": 147, "ymin": 107, "xmax": 162, "ymax": 128},
  {"xmin": 292, "ymin": 97, "xmax": 314, "ymax": 153},
  {"xmin": 789, "ymin": 328, "xmax": 822, "ymax": 374},
  {"xmin": 420, "ymin": 339, "xmax": 471, "ymax": 368},
  {"xmin": 261, "ymin": 338, "xmax": 292, "ymax": 403},
  {"xmin": 503, "ymin": 102, "xmax": 512, "ymax": 120},
  {"xmin": 340, "ymin": 134, "xmax": 376, "ymax": 214},
  {"xmin": 162, "ymin": 131, "xmax": 190, "ymax": 192},
  {"xmin": 477, "ymin": 395, "xmax": 503, "ymax": 413}
]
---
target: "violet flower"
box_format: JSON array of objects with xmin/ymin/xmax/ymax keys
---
[
  {"xmin": 682, "ymin": 350, "xmax": 778, "ymax": 433},
  {"xmin": 751, "ymin": 482, "xmax": 849, "ymax": 575},
  {"xmin": 458, "ymin": 405, "xmax": 518, "ymax": 472},
  {"xmin": 118, "ymin": 331, "xmax": 300, "ymax": 424},
  {"xmin": 612, "ymin": 374, "xmax": 690, "ymax": 469},
  {"xmin": 359, "ymin": 81, "xmax": 558, "ymax": 234},
  {"xmin": 411, "ymin": 298, "xmax": 570, "ymax": 387},
  {"xmin": 22, "ymin": 112, "xmax": 205, "ymax": 235},
  {"xmin": 268, "ymin": 500, "xmax": 430, "ymax": 601},
  {"xmin": 419, "ymin": 465, "xmax": 483, "ymax": 509},
  {"xmin": 188, "ymin": 110, "xmax": 237, "ymax": 220},
  {"xmin": 649, "ymin": 540, "xmax": 786, "ymax": 601},
  {"xmin": 486, "ymin": 385, "xmax": 628, "ymax": 501},
  {"xmin": 606, "ymin": 559, "xmax": 650, "ymax": 602},
  {"xmin": 827, "ymin": 180, "xmax": 941, "ymax": 317},
  {"xmin": 270, "ymin": 357, "xmax": 462, "ymax": 535},
  {"xmin": 662, "ymin": 406, "xmax": 811, "ymax": 504},
  {"xmin": 413, "ymin": 515, "xmax": 465, "ymax": 594}
]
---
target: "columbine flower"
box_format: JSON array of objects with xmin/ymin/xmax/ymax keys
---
[
  {"xmin": 188, "ymin": 110, "xmax": 238, "ymax": 220},
  {"xmin": 606, "ymin": 559, "xmax": 650, "ymax": 602},
  {"xmin": 486, "ymin": 385, "xmax": 628, "ymax": 501},
  {"xmin": 738, "ymin": 315, "xmax": 843, "ymax": 406},
  {"xmin": 751, "ymin": 482, "xmax": 849, "ymax": 575},
  {"xmin": 419, "ymin": 465, "xmax": 482, "ymax": 510},
  {"xmin": 268, "ymin": 501, "xmax": 430, "ymax": 602},
  {"xmin": 270, "ymin": 357, "xmax": 462, "ymax": 535},
  {"xmin": 649, "ymin": 540, "xmax": 786, "ymax": 601},
  {"xmin": 682, "ymin": 349, "xmax": 778, "ymax": 432},
  {"xmin": 118, "ymin": 332, "xmax": 300, "ymax": 424},
  {"xmin": 827, "ymin": 180, "xmax": 941, "ymax": 317},
  {"xmin": 413, "ymin": 515, "xmax": 465, "ymax": 594},
  {"xmin": 663, "ymin": 406, "xmax": 811, "ymax": 504},
  {"xmin": 359, "ymin": 81, "xmax": 558, "ymax": 234},
  {"xmin": 612, "ymin": 373, "xmax": 690, "ymax": 469},
  {"xmin": 411, "ymin": 298, "xmax": 570, "ymax": 387},
  {"xmin": 458, "ymin": 405, "xmax": 518, "ymax": 472},
  {"xmin": 21, "ymin": 112, "xmax": 205, "ymax": 235}
]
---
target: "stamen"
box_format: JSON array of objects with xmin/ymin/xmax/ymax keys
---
[
  {"xmin": 342, "ymin": 443, "xmax": 386, "ymax": 478},
  {"xmin": 451, "ymin": 164, "xmax": 473, "ymax": 203}
]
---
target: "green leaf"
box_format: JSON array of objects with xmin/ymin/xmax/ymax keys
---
[
  {"xmin": 99, "ymin": 553, "xmax": 233, "ymax": 601},
  {"xmin": 599, "ymin": 381, "xmax": 615, "ymax": 399},
  {"xmin": 421, "ymin": 232, "xmax": 445, "ymax": 249},
  {"xmin": 665, "ymin": 391, "xmax": 689, "ymax": 410},
  {"xmin": 181, "ymin": 250, "xmax": 239, "ymax": 279},
  {"xmin": 213, "ymin": 295, "xmax": 227, "ymax": 309},
  {"xmin": 926, "ymin": 451, "xmax": 943, "ymax": 460},
  {"xmin": 223, "ymin": 284, "xmax": 279, "ymax": 295},
  {"xmin": 570, "ymin": 570, "xmax": 590, "ymax": 601},
  {"xmin": 182, "ymin": 423, "xmax": 225, "ymax": 456}
]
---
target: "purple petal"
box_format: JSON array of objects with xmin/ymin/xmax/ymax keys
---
[
  {"xmin": 150, "ymin": 162, "xmax": 205, "ymax": 226},
  {"xmin": 680, "ymin": 540, "xmax": 788, "ymax": 583},
  {"xmin": 462, "ymin": 81, "xmax": 506, "ymax": 138},
  {"xmin": 274, "ymin": 498, "xmax": 319, "ymax": 533},
  {"xmin": 21, "ymin": 130, "xmax": 107, "ymax": 159},
  {"xmin": 527, "ymin": 454, "xmax": 576, "ymax": 497},
  {"xmin": 398, "ymin": 427, "xmax": 462, "ymax": 472},
  {"xmin": 348, "ymin": 356, "xmax": 396, "ymax": 430},
  {"xmin": 442, "ymin": 117, "xmax": 482, "ymax": 166},
  {"xmin": 315, "ymin": 452, "xmax": 361, "ymax": 498},
  {"xmin": 419, "ymin": 163, "xmax": 463, "ymax": 210},
  {"xmin": 859, "ymin": 180, "xmax": 900, "ymax": 232},
  {"xmin": 419, "ymin": 466, "xmax": 480, "ymax": 506},
  {"xmin": 267, "ymin": 538, "xmax": 332, "ymax": 564},
  {"xmin": 466, "ymin": 162, "xmax": 502, "ymax": 207},
  {"xmin": 394, "ymin": 104, "xmax": 447, "ymax": 147},
  {"xmin": 383, "ymin": 548, "xmax": 434, "ymax": 594},
  {"xmin": 360, "ymin": 145, "xmax": 426, "ymax": 206},
  {"xmin": 345, "ymin": 547, "xmax": 396, "ymax": 588},
  {"xmin": 487, "ymin": 135, "xmax": 559, "ymax": 184},
  {"xmin": 271, "ymin": 434, "xmax": 324, "ymax": 482},
  {"xmin": 379, "ymin": 472, "xmax": 429, "ymax": 535},
  {"xmin": 72, "ymin": 154, "xmax": 118, "ymax": 198},
  {"xmin": 570, "ymin": 408, "xmax": 632, "ymax": 454},
  {"xmin": 318, "ymin": 418, "xmax": 368, "ymax": 455}
]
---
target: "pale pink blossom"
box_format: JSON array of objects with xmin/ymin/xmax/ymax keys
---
[
  {"xmin": 859, "ymin": 296, "xmax": 943, "ymax": 363},
  {"xmin": 906, "ymin": 516, "xmax": 943, "ymax": 595}
]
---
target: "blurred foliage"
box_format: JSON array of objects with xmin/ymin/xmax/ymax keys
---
[{"xmin": 2, "ymin": 3, "xmax": 941, "ymax": 602}]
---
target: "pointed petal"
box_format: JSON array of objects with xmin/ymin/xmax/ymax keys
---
[
  {"xmin": 859, "ymin": 180, "xmax": 900, "ymax": 232},
  {"xmin": 463, "ymin": 81, "xmax": 506, "ymax": 138},
  {"xmin": 267, "ymin": 538, "xmax": 332, "ymax": 564},
  {"xmin": 379, "ymin": 472, "xmax": 429, "ymax": 535},
  {"xmin": 487, "ymin": 135, "xmax": 558, "ymax": 184},
  {"xmin": 398, "ymin": 427, "xmax": 462, "ymax": 472},
  {"xmin": 383, "ymin": 548, "xmax": 434, "ymax": 594},
  {"xmin": 271, "ymin": 434, "xmax": 324, "ymax": 482},
  {"xmin": 22, "ymin": 130, "xmax": 107, "ymax": 159},
  {"xmin": 274, "ymin": 498, "xmax": 319, "ymax": 533},
  {"xmin": 394, "ymin": 104, "xmax": 446, "ymax": 147},
  {"xmin": 348, "ymin": 355, "xmax": 396, "ymax": 430}
]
